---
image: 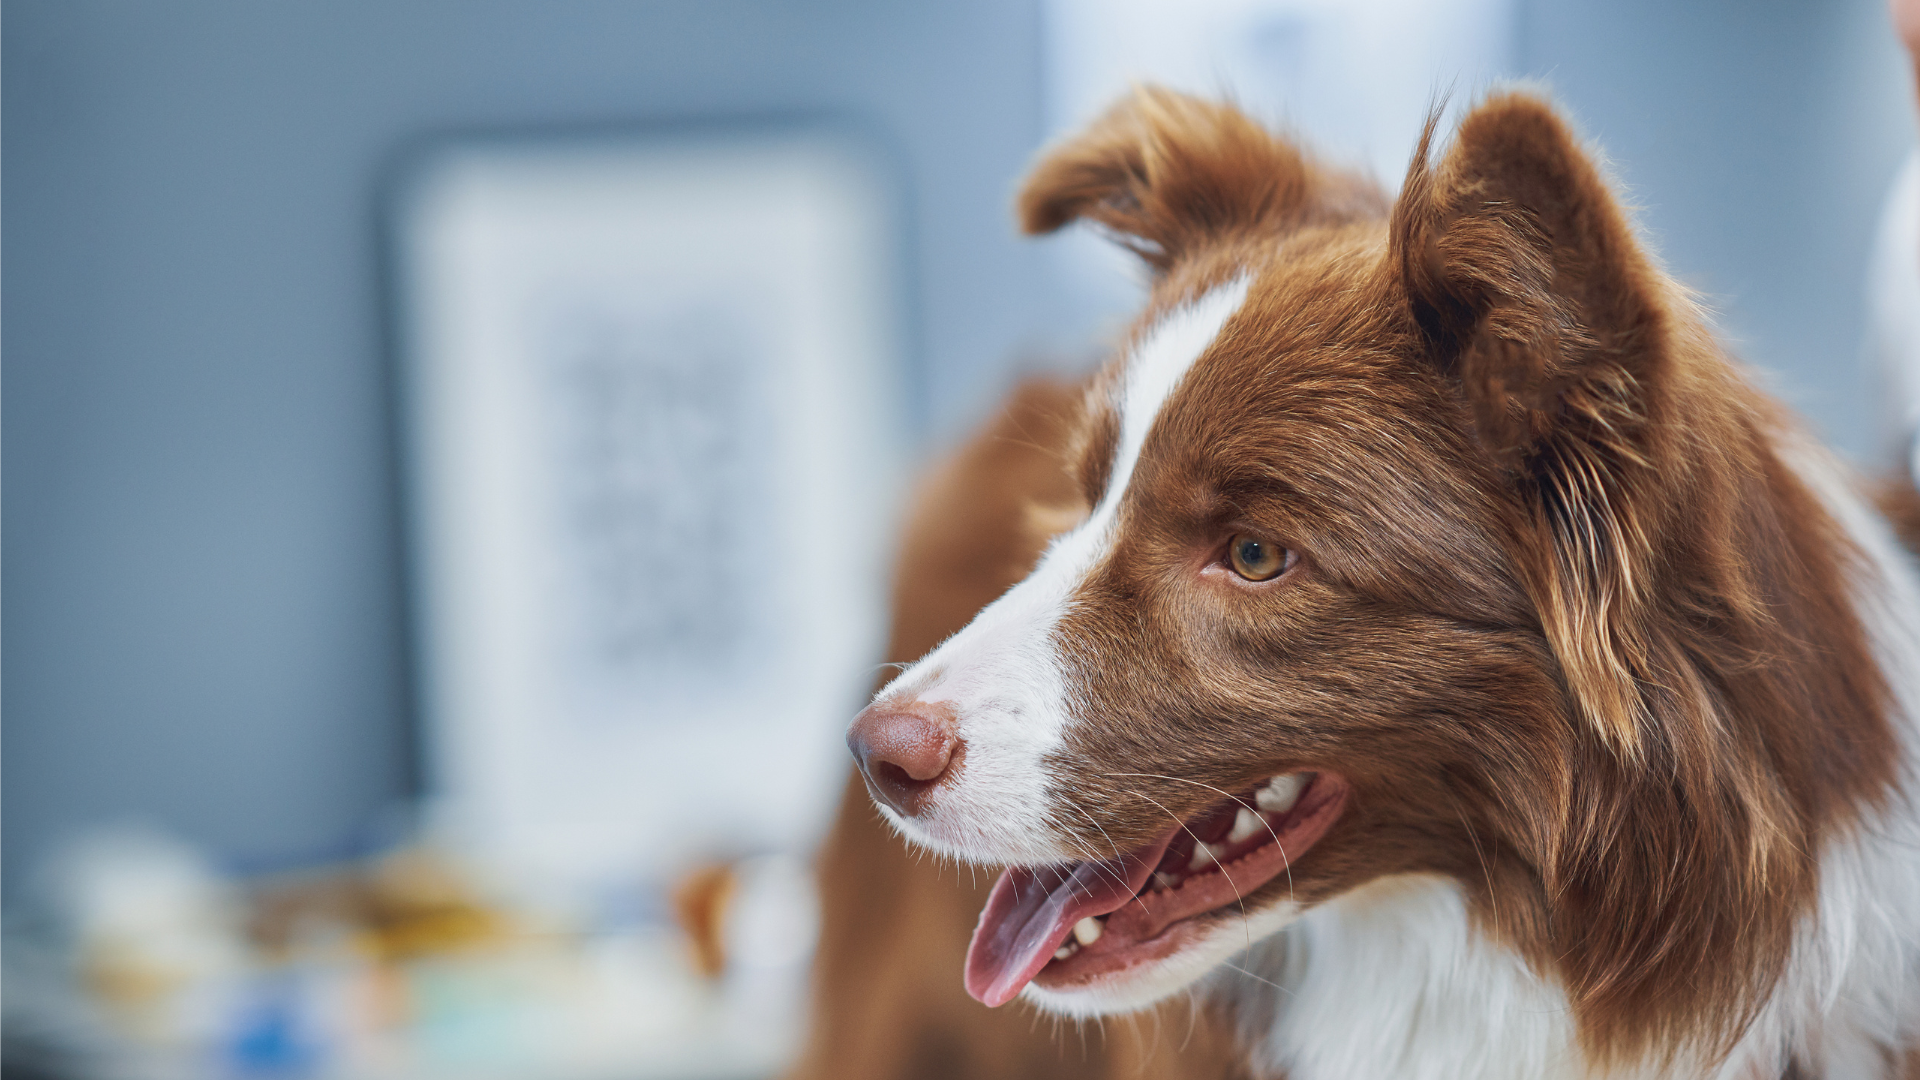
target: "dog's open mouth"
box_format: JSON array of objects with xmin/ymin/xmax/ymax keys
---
[{"xmin": 963, "ymin": 771, "xmax": 1350, "ymax": 1006}]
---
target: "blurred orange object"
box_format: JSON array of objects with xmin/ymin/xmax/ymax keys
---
[{"xmin": 672, "ymin": 862, "xmax": 738, "ymax": 980}]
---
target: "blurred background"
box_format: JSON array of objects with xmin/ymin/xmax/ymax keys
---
[{"xmin": 6, "ymin": 1, "xmax": 1915, "ymax": 1077}]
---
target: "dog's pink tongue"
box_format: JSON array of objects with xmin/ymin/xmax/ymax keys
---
[{"xmin": 963, "ymin": 840, "xmax": 1169, "ymax": 1007}]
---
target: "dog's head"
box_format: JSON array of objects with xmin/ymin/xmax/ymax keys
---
[{"xmin": 848, "ymin": 89, "xmax": 1892, "ymax": 1061}]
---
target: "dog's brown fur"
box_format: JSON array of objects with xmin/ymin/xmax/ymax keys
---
[
  {"xmin": 1882, "ymin": 476, "xmax": 1920, "ymax": 556},
  {"xmin": 1005, "ymin": 88, "xmax": 1899, "ymax": 1068},
  {"xmin": 801, "ymin": 87, "xmax": 1918, "ymax": 1078}
]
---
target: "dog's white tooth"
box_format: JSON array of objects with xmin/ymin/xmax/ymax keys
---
[
  {"xmin": 1228, "ymin": 807, "xmax": 1262, "ymax": 845},
  {"xmin": 1072, "ymin": 916, "xmax": 1104, "ymax": 946},
  {"xmin": 1152, "ymin": 871, "xmax": 1178, "ymax": 890},
  {"xmin": 1054, "ymin": 943, "xmax": 1076, "ymax": 960},
  {"xmin": 1190, "ymin": 842, "xmax": 1222, "ymax": 871},
  {"xmin": 1255, "ymin": 773, "xmax": 1306, "ymax": 814}
]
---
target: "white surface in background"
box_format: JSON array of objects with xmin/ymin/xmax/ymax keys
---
[
  {"xmin": 1868, "ymin": 150, "xmax": 1920, "ymax": 473},
  {"xmin": 401, "ymin": 134, "xmax": 902, "ymax": 906},
  {"xmin": 1041, "ymin": 0, "xmax": 1516, "ymax": 333},
  {"xmin": 6, "ymin": 829, "xmax": 819, "ymax": 1080}
]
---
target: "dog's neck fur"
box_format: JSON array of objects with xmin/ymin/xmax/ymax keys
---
[{"xmin": 1212, "ymin": 442, "xmax": 1920, "ymax": 1080}]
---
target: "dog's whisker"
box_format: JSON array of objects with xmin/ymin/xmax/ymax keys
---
[
  {"xmin": 1056, "ymin": 796, "xmax": 1128, "ymax": 865},
  {"xmin": 1179, "ymin": 986, "xmax": 1200, "ymax": 1056},
  {"xmin": 1221, "ymin": 960, "xmax": 1295, "ymax": 997},
  {"xmin": 1040, "ymin": 812, "xmax": 1124, "ymax": 898},
  {"xmin": 1052, "ymin": 797, "xmax": 1149, "ymax": 906},
  {"xmin": 1447, "ymin": 788, "xmax": 1501, "ymax": 931},
  {"xmin": 1114, "ymin": 786, "xmax": 1256, "ymax": 954},
  {"xmin": 1109, "ymin": 772, "xmax": 1297, "ymax": 933}
]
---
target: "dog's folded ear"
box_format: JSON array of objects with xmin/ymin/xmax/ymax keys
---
[
  {"xmin": 1018, "ymin": 86, "xmax": 1381, "ymax": 271},
  {"xmin": 1392, "ymin": 93, "xmax": 1679, "ymax": 757}
]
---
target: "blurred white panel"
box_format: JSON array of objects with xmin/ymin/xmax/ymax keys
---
[
  {"xmin": 1869, "ymin": 151, "xmax": 1920, "ymax": 472},
  {"xmin": 399, "ymin": 132, "xmax": 902, "ymax": 905},
  {"xmin": 1043, "ymin": 0, "xmax": 1516, "ymax": 332}
]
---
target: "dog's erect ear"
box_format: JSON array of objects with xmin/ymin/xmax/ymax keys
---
[
  {"xmin": 1019, "ymin": 86, "xmax": 1381, "ymax": 271},
  {"xmin": 1395, "ymin": 94, "xmax": 1898, "ymax": 1059},
  {"xmin": 1392, "ymin": 93, "xmax": 1668, "ymax": 459},
  {"xmin": 1392, "ymin": 93, "xmax": 1678, "ymax": 756}
]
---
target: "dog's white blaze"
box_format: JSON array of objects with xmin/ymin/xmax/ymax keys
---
[
  {"xmin": 870, "ymin": 277, "xmax": 1251, "ymax": 864},
  {"xmin": 1099, "ymin": 276, "xmax": 1254, "ymax": 521}
]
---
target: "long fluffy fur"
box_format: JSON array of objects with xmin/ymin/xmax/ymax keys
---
[{"xmin": 801, "ymin": 87, "xmax": 1920, "ymax": 1079}]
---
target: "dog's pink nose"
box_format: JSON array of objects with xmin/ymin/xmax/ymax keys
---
[{"xmin": 847, "ymin": 702, "xmax": 958, "ymax": 818}]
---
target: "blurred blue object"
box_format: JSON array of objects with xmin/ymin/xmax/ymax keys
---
[{"xmin": 226, "ymin": 978, "xmax": 321, "ymax": 1078}]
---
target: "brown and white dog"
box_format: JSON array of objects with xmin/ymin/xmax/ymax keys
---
[{"xmin": 838, "ymin": 88, "xmax": 1920, "ymax": 1079}]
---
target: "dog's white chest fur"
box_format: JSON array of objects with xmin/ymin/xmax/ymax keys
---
[{"xmin": 1230, "ymin": 876, "xmax": 1582, "ymax": 1080}]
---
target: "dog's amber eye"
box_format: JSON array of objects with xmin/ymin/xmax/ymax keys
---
[{"xmin": 1227, "ymin": 534, "xmax": 1291, "ymax": 581}]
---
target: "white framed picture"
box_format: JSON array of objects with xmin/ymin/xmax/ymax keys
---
[{"xmin": 396, "ymin": 127, "xmax": 904, "ymax": 904}]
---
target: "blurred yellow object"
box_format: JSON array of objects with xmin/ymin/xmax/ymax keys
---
[
  {"xmin": 248, "ymin": 848, "xmax": 510, "ymax": 965},
  {"xmin": 362, "ymin": 850, "xmax": 509, "ymax": 961},
  {"xmin": 79, "ymin": 932, "xmax": 188, "ymax": 1013}
]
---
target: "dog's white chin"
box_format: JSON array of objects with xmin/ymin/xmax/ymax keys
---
[{"xmin": 1020, "ymin": 901, "xmax": 1305, "ymax": 1019}]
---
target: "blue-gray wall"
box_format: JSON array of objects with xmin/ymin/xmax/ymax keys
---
[
  {"xmin": 1522, "ymin": 0, "xmax": 1914, "ymax": 454},
  {"xmin": 5, "ymin": 0, "xmax": 1911, "ymax": 898},
  {"xmin": 2, "ymin": 0, "xmax": 1050, "ymax": 894}
]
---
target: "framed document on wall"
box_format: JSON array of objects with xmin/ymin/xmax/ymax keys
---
[{"xmin": 396, "ymin": 128, "xmax": 905, "ymax": 904}]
